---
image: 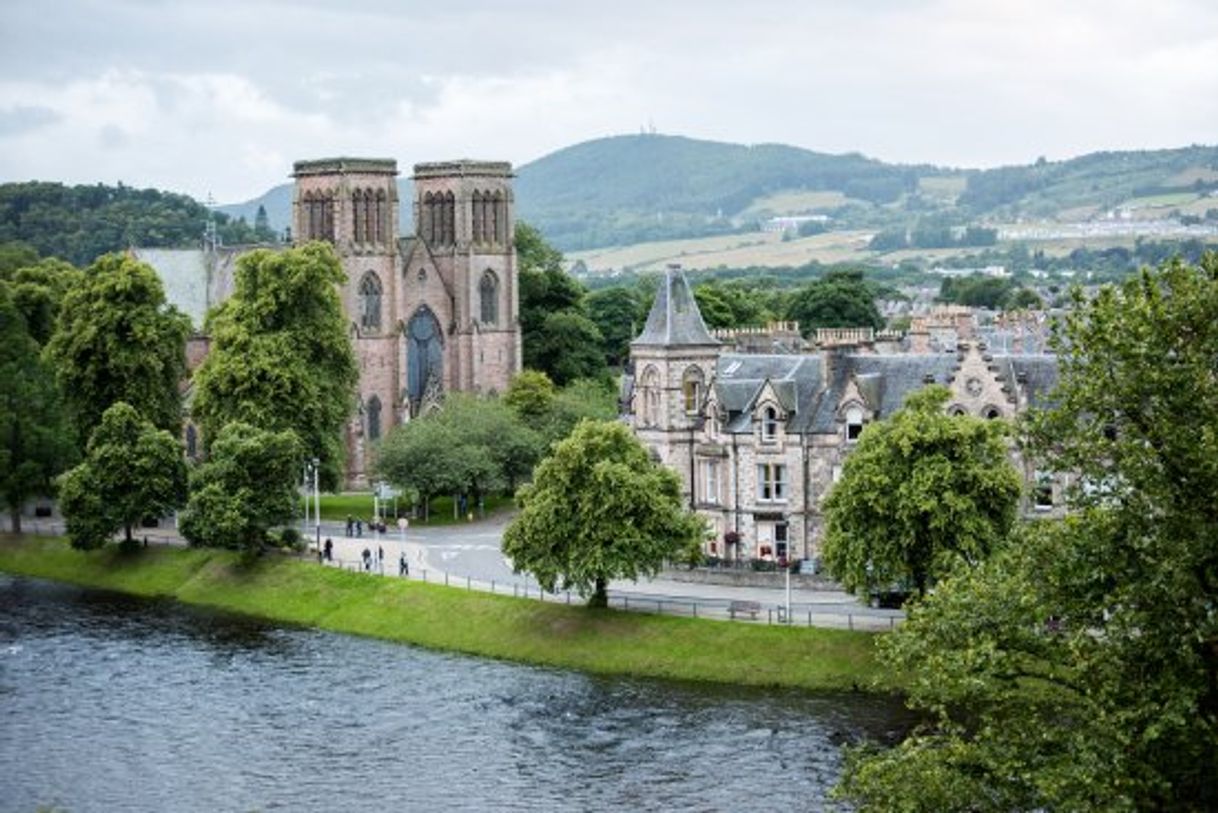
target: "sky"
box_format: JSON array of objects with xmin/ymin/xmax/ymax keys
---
[{"xmin": 1, "ymin": 0, "xmax": 1215, "ymax": 204}]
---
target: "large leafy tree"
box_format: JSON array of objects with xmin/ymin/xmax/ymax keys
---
[
  {"xmin": 191, "ymin": 243, "xmax": 358, "ymax": 490},
  {"xmin": 503, "ymin": 420, "xmax": 703, "ymax": 607},
  {"xmin": 375, "ymin": 394, "xmax": 542, "ymax": 516},
  {"xmin": 516, "ymin": 221, "xmax": 607, "ymax": 383},
  {"xmin": 44, "ymin": 253, "xmax": 190, "ymax": 439},
  {"xmin": 838, "ymin": 254, "xmax": 1218, "ymax": 811},
  {"xmin": 821, "ymin": 385, "xmax": 1022, "ymax": 599},
  {"xmin": 58, "ymin": 402, "xmax": 188, "ymax": 550},
  {"xmin": 179, "ymin": 422, "xmax": 302, "ymax": 552},
  {"xmin": 0, "ymin": 283, "xmax": 74, "ymax": 532},
  {"xmin": 2, "ymin": 257, "xmax": 81, "ymax": 345},
  {"xmin": 785, "ymin": 269, "xmax": 883, "ymax": 336},
  {"xmin": 586, "ymin": 286, "xmax": 644, "ymax": 366}
]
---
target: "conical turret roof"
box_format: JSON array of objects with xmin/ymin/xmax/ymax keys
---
[{"xmin": 631, "ymin": 264, "xmax": 720, "ymax": 348}]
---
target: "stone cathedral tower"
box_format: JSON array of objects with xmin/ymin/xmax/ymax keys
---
[{"xmin": 291, "ymin": 157, "xmax": 520, "ymax": 485}]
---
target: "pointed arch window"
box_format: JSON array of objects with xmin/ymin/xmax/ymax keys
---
[
  {"xmin": 480, "ymin": 270, "xmax": 499, "ymax": 325},
  {"xmin": 359, "ymin": 272, "xmax": 383, "ymax": 331},
  {"xmin": 472, "ymin": 190, "xmax": 484, "ymax": 244},
  {"xmin": 374, "ymin": 189, "xmax": 387, "ymax": 244},
  {"xmin": 352, "ymin": 189, "xmax": 365, "ymax": 243},
  {"xmin": 366, "ymin": 395, "xmax": 382, "ymax": 441}
]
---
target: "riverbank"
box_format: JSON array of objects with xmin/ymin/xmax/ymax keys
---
[{"xmin": 0, "ymin": 535, "xmax": 887, "ymax": 692}]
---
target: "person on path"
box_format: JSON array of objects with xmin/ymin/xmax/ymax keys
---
[
  {"xmin": 377, "ymin": 545, "xmax": 383, "ymax": 564},
  {"xmin": 345, "ymin": 515, "xmax": 354, "ymax": 536},
  {"xmin": 361, "ymin": 547, "xmax": 371, "ymax": 572},
  {"xmin": 399, "ymin": 552, "xmax": 409, "ymax": 577},
  {"xmin": 323, "ymin": 538, "xmax": 333, "ymax": 562},
  {"xmin": 355, "ymin": 518, "xmax": 363, "ymax": 538}
]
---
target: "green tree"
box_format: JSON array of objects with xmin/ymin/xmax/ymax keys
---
[
  {"xmin": 374, "ymin": 417, "xmax": 470, "ymax": 521},
  {"xmin": 179, "ymin": 422, "xmax": 302, "ymax": 552},
  {"xmin": 58, "ymin": 402, "xmax": 187, "ymax": 550},
  {"xmin": 586, "ymin": 286, "xmax": 643, "ymax": 365},
  {"xmin": 2, "ymin": 257, "xmax": 81, "ymax": 345},
  {"xmin": 0, "ymin": 283, "xmax": 74, "ymax": 532},
  {"xmin": 785, "ymin": 269, "xmax": 883, "ymax": 336},
  {"xmin": 504, "ymin": 370, "xmax": 557, "ymax": 422},
  {"xmin": 530, "ymin": 310, "xmax": 606, "ymax": 386},
  {"xmin": 503, "ymin": 420, "xmax": 703, "ymax": 607},
  {"xmin": 44, "ymin": 253, "xmax": 190, "ymax": 440},
  {"xmin": 1006, "ymin": 286, "xmax": 1043, "ymax": 310},
  {"xmin": 821, "ymin": 386, "xmax": 1021, "ymax": 599},
  {"xmin": 838, "ymin": 255, "xmax": 1218, "ymax": 811},
  {"xmin": 191, "ymin": 243, "xmax": 358, "ymax": 490},
  {"xmin": 542, "ymin": 378, "xmax": 619, "ymax": 448}
]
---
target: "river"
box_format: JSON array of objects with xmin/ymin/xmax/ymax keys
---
[{"xmin": 0, "ymin": 574, "xmax": 910, "ymax": 812}]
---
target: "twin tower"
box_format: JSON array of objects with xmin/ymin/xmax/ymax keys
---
[{"xmin": 291, "ymin": 158, "xmax": 521, "ymax": 483}]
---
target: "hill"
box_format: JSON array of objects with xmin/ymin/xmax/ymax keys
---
[
  {"xmin": 0, "ymin": 181, "xmax": 278, "ymax": 266},
  {"xmin": 218, "ymin": 135, "xmax": 1218, "ymax": 255}
]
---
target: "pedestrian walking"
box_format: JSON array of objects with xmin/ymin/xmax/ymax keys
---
[
  {"xmin": 323, "ymin": 538, "xmax": 333, "ymax": 562},
  {"xmin": 355, "ymin": 518, "xmax": 363, "ymax": 537},
  {"xmin": 399, "ymin": 552, "xmax": 409, "ymax": 577},
  {"xmin": 345, "ymin": 515, "xmax": 354, "ymax": 536},
  {"xmin": 377, "ymin": 545, "xmax": 383, "ymax": 564},
  {"xmin": 362, "ymin": 547, "xmax": 371, "ymax": 572}
]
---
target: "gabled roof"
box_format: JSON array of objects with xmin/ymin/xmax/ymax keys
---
[{"xmin": 632, "ymin": 266, "xmax": 720, "ymax": 348}]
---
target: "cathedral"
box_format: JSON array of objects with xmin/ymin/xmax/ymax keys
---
[
  {"xmin": 290, "ymin": 157, "xmax": 522, "ymax": 483},
  {"xmin": 167, "ymin": 157, "xmax": 521, "ymax": 485},
  {"xmin": 624, "ymin": 266, "xmax": 1060, "ymax": 567}
]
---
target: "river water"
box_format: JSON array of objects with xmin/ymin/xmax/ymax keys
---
[{"xmin": 0, "ymin": 574, "xmax": 910, "ymax": 812}]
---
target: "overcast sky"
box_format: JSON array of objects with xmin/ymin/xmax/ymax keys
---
[{"xmin": 1, "ymin": 0, "xmax": 1215, "ymax": 203}]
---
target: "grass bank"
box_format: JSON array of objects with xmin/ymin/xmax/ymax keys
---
[{"xmin": 0, "ymin": 536, "xmax": 886, "ymax": 692}]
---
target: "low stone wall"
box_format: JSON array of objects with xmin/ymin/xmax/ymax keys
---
[{"xmin": 663, "ymin": 567, "xmax": 844, "ymax": 591}]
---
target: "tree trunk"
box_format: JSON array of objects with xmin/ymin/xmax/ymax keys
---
[
  {"xmin": 10, "ymin": 506, "xmax": 21, "ymax": 535},
  {"xmin": 588, "ymin": 577, "xmax": 608, "ymax": 608},
  {"xmin": 124, "ymin": 524, "xmax": 133, "ymax": 544}
]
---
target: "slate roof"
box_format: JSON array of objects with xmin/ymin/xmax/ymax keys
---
[
  {"xmin": 632, "ymin": 267, "xmax": 720, "ymax": 348},
  {"xmin": 711, "ymin": 349, "xmax": 1057, "ymax": 436}
]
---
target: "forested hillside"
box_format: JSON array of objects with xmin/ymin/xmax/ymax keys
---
[{"xmin": 0, "ymin": 182, "xmax": 278, "ymax": 266}]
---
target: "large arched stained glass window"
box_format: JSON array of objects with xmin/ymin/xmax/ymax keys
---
[
  {"xmin": 405, "ymin": 307, "xmax": 444, "ymax": 407},
  {"xmin": 366, "ymin": 395, "xmax": 382, "ymax": 441}
]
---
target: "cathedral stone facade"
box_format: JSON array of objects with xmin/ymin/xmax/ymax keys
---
[
  {"xmin": 625, "ymin": 266, "xmax": 1060, "ymax": 567},
  {"xmin": 291, "ymin": 157, "xmax": 521, "ymax": 484}
]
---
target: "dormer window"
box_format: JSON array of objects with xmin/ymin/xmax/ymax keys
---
[
  {"xmin": 762, "ymin": 405, "xmax": 779, "ymax": 442},
  {"xmin": 846, "ymin": 405, "xmax": 865, "ymax": 442}
]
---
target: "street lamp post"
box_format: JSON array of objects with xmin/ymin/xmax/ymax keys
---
[{"xmin": 311, "ymin": 458, "xmax": 321, "ymax": 553}]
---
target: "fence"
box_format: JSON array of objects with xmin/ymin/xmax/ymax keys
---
[{"xmin": 319, "ymin": 554, "xmax": 902, "ymax": 632}]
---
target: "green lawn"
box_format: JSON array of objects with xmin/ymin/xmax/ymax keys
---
[
  {"xmin": 0, "ymin": 535, "xmax": 888, "ymax": 693},
  {"xmin": 312, "ymin": 492, "xmax": 514, "ymax": 526}
]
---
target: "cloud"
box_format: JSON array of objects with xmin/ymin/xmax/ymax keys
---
[
  {"xmin": 0, "ymin": 0, "xmax": 1214, "ymax": 200},
  {"xmin": 0, "ymin": 105, "xmax": 61, "ymax": 136}
]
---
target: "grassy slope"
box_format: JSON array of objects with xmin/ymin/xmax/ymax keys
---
[{"xmin": 0, "ymin": 536, "xmax": 886, "ymax": 692}]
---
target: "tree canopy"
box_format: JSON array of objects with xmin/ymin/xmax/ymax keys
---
[
  {"xmin": 191, "ymin": 242, "xmax": 358, "ymax": 490},
  {"xmin": 517, "ymin": 221, "xmax": 608, "ymax": 384},
  {"xmin": 44, "ymin": 252, "xmax": 190, "ymax": 440},
  {"xmin": 179, "ymin": 422, "xmax": 302, "ymax": 552},
  {"xmin": 58, "ymin": 402, "xmax": 187, "ymax": 550},
  {"xmin": 1, "ymin": 256, "xmax": 81, "ymax": 346},
  {"xmin": 785, "ymin": 269, "xmax": 883, "ymax": 336},
  {"xmin": 838, "ymin": 254, "xmax": 1218, "ymax": 811},
  {"xmin": 375, "ymin": 393, "xmax": 542, "ymax": 518},
  {"xmin": 821, "ymin": 385, "xmax": 1022, "ymax": 599},
  {"xmin": 0, "ymin": 181, "xmax": 276, "ymax": 266},
  {"xmin": 0, "ymin": 281, "xmax": 74, "ymax": 532},
  {"xmin": 503, "ymin": 420, "xmax": 703, "ymax": 607}
]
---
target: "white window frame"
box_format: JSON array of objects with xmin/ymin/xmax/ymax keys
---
[
  {"xmin": 845, "ymin": 405, "xmax": 865, "ymax": 442},
  {"xmin": 702, "ymin": 460, "xmax": 720, "ymax": 505},
  {"xmin": 757, "ymin": 463, "xmax": 789, "ymax": 503}
]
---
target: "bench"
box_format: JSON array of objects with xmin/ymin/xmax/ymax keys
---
[{"xmin": 728, "ymin": 600, "xmax": 762, "ymax": 620}]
